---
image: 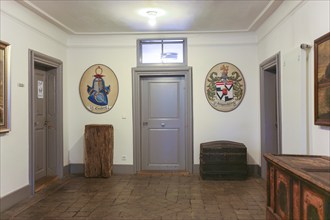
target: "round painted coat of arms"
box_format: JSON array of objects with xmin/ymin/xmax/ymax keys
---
[
  {"xmin": 79, "ymin": 64, "xmax": 119, "ymax": 114},
  {"xmin": 205, "ymin": 62, "xmax": 245, "ymax": 112}
]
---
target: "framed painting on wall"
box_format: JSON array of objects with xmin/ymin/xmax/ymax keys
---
[
  {"xmin": 314, "ymin": 32, "xmax": 330, "ymax": 126},
  {"xmin": 0, "ymin": 41, "xmax": 11, "ymax": 133}
]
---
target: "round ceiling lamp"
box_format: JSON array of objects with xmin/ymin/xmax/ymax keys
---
[
  {"xmin": 138, "ymin": 8, "xmax": 166, "ymax": 26},
  {"xmin": 147, "ymin": 11, "xmax": 157, "ymax": 26}
]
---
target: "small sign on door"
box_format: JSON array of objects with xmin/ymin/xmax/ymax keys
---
[{"xmin": 38, "ymin": 80, "xmax": 43, "ymax": 99}]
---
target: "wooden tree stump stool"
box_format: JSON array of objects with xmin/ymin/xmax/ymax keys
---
[{"xmin": 84, "ymin": 124, "xmax": 113, "ymax": 178}]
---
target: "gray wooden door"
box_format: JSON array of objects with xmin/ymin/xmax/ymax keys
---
[
  {"xmin": 261, "ymin": 71, "xmax": 279, "ymax": 178},
  {"xmin": 34, "ymin": 68, "xmax": 57, "ymax": 180},
  {"xmin": 141, "ymin": 76, "xmax": 186, "ymax": 171},
  {"xmin": 261, "ymin": 69, "xmax": 280, "ymax": 178},
  {"xmin": 260, "ymin": 53, "xmax": 282, "ymax": 179}
]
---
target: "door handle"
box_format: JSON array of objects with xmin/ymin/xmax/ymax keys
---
[
  {"xmin": 143, "ymin": 122, "xmax": 148, "ymax": 126},
  {"xmin": 161, "ymin": 122, "xmax": 165, "ymax": 127}
]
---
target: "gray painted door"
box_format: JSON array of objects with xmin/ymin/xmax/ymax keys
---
[
  {"xmin": 34, "ymin": 68, "xmax": 57, "ymax": 180},
  {"xmin": 34, "ymin": 69, "xmax": 47, "ymax": 180},
  {"xmin": 261, "ymin": 69, "xmax": 279, "ymax": 178},
  {"xmin": 141, "ymin": 76, "xmax": 186, "ymax": 171}
]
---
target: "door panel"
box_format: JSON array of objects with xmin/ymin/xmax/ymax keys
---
[
  {"xmin": 141, "ymin": 76, "xmax": 185, "ymax": 171},
  {"xmin": 34, "ymin": 69, "xmax": 47, "ymax": 180},
  {"xmin": 46, "ymin": 70, "xmax": 57, "ymax": 176},
  {"xmin": 149, "ymin": 129, "xmax": 180, "ymax": 164},
  {"xmin": 35, "ymin": 129, "xmax": 46, "ymax": 180},
  {"xmin": 149, "ymin": 82, "xmax": 179, "ymax": 118}
]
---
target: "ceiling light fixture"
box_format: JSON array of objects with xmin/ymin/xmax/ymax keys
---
[
  {"xmin": 138, "ymin": 8, "xmax": 166, "ymax": 27},
  {"xmin": 147, "ymin": 11, "xmax": 157, "ymax": 26}
]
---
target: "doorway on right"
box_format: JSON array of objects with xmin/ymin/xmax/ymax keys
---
[{"xmin": 260, "ymin": 53, "xmax": 282, "ymax": 179}]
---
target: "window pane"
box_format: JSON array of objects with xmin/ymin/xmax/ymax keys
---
[
  {"xmin": 142, "ymin": 39, "xmax": 162, "ymax": 43},
  {"xmin": 138, "ymin": 38, "xmax": 186, "ymax": 66},
  {"xmin": 141, "ymin": 44, "xmax": 162, "ymax": 63},
  {"xmin": 163, "ymin": 39, "xmax": 183, "ymax": 43},
  {"xmin": 162, "ymin": 43, "xmax": 183, "ymax": 63}
]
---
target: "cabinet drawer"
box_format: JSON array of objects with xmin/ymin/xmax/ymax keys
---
[
  {"xmin": 302, "ymin": 185, "xmax": 327, "ymax": 220},
  {"xmin": 275, "ymin": 170, "xmax": 290, "ymax": 220}
]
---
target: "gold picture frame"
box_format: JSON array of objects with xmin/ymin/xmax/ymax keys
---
[
  {"xmin": 0, "ymin": 41, "xmax": 11, "ymax": 133},
  {"xmin": 314, "ymin": 32, "xmax": 330, "ymax": 126}
]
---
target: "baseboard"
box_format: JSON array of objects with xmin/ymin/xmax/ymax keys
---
[
  {"xmin": 112, "ymin": 165, "xmax": 134, "ymax": 174},
  {"xmin": 67, "ymin": 163, "xmax": 260, "ymax": 177},
  {"xmin": 63, "ymin": 164, "xmax": 70, "ymax": 176},
  {"xmin": 69, "ymin": 163, "xmax": 85, "ymax": 175},
  {"xmin": 193, "ymin": 164, "xmax": 261, "ymax": 177},
  {"xmin": 247, "ymin": 164, "xmax": 261, "ymax": 177},
  {"xmin": 0, "ymin": 185, "xmax": 30, "ymax": 212},
  {"xmin": 193, "ymin": 164, "xmax": 200, "ymax": 175},
  {"xmin": 68, "ymin": 164, "xmax": 135, "ymax": 175}
]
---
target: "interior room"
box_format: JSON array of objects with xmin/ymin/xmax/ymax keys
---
[{"xmin": 0, "ymin": 0, "xmax": 329, "ymax": 219}]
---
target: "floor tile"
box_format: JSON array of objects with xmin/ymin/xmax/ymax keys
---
[{"xmin": 1, "ymin": 175, "xmax": 266, "ymax": 220}]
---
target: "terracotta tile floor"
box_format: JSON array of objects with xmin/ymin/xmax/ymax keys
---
[{"xmin": 1, "ymin": 175, "xmax": 266, "ymax": 220}]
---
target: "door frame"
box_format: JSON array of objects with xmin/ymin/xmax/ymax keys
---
[
  {"xmin": 132, "ymin": 67, "xmax": 193, "ymax": 174},
  {"xmin": 29, "ymin": 50, "xmax": 63, "ymax": 194},
  {"xmin": 260, "ymin": 52, "xmax": 282, "ymax": 177}
]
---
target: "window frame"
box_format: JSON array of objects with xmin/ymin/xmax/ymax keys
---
[{"xmin": 137, "ymin": 38, "xmax": 187, "ymax": 67}]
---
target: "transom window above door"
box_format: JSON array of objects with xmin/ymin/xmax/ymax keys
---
[{"xmin": 137, "ymin": 38, "xmax": 187, "ymax": 67}]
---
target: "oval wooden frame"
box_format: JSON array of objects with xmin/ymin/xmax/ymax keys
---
[
  {"xmin": 79, "ymin": 64, "xmax": 119, "ymax": 114},
  {"xmin": 205, "ymin": 62, "xmax": 246, "ymax": 112}
]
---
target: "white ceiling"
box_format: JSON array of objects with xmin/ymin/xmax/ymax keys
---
[{"xmin": 18, "ymin": 0, "xmax": 283, "ymax": 35}]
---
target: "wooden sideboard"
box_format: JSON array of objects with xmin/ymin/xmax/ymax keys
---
[{"xmin": 264, "ymin": 154, "xmax": 330, "ymax": 220}]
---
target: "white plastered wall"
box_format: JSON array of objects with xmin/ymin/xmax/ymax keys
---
[
  {"xmin": 66, "ymin": 32, "xmax": 261, "ymax": 167},
  {"xmin": 66, "ymin": 37, "xmax": 136, "ymax": 165},
  {"xmin": 256, "ymin": 0, "xmax": 330, "ymax": 156},
  {"xmin": 1, "ymin": 0, "xmax": 329, "ymax": 202},
  {"xmin": 1, "ymin": 1, "xmax": 261, "ymax": 199},
  {"xmin": 0, "ymin": 1, "xmax": 68, "ymax": 197},
  {"xmin": 66, "ymin": 33, "xmax": 260, "ymax": 168}
]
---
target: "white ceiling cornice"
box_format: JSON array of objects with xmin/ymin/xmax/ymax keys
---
[{"xmin": 16, "ymin": 0, "xmax": 283, "ymax": 35}]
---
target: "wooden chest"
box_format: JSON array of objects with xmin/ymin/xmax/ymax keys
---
[
  {"xmin": 200, "ymin": 140, "xmax": 247, "ymax": 180},
  {"xmin": 264, "ymin": 154, "xmax": 330, "ymax": 220}
]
